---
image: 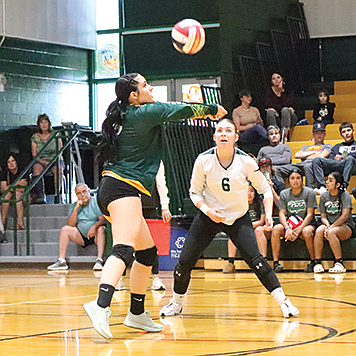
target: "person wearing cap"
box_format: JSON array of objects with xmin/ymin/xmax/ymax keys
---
[
  {"xmin": 275, "ymin": 122, "xmax": 332, "ymax": 190},
  {"xmin": 312, "ymin": 122, "xmax": 356, "ymax": 194},
  {"xmin": 257, "ymin": 156, "xmax": 285, "ymax": 209},
  {"xmin": 256, "ymin": 125, "xmax": 292, "ymax": 169}
]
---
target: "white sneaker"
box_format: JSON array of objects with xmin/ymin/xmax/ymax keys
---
[
  {"xmin": 47, "ymin": 259, "xmax": 68, "ymax": 270},
  {"xmin": 313, "ymin": 263, "xmax": 324, "ymax": 273},
  {"xmin": 151, "ymin": 277, "xmax": 166, "ymax": 291},
  {"xmin": 93, "ymin": 258, "xmax": 104, "ymax": 271},
  {"xmin": 83, "ymin": 300, "xmax": 113, "ymax": 339},
  {"xmin": 123, "ymin": 310, "xmax": 164, "ymax": 332},
  {"xmin": 116, "ymin": 277, "xmax": 127, "ymax": 291},
  {"xmin": 160, "ymin": 299, "xmax": 183, "ymax": 317},
  {"xmin": 328, "ymin": 262, "xmax": 346, "ymax": 273},
  {"xmin": 280, "ymin": 298, "xmax": 299, "ymax": 318}
]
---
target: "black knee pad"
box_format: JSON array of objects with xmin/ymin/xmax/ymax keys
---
[
  {"xmin": 111, "ymin": 244, "xmax": 135, "ymax": 267},
  {"xmin": 173, "ymin": 263, "xmax": 191, "ymax": 286},
  {"xmin": 135, "ymin": 246, "xmax": 158, "ymax": 266},
  {"xmin": 250, "ymin": 255, "xmax": 273, "ymax": 278}
]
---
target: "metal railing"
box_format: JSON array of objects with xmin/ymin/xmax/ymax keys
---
[{"xmin": 0, "ymin": 126, "xmax": 80, "ymax": 255}]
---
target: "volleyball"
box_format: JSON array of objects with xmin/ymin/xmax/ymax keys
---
[
  {"xmin": 287, "ymin": 215, "xmax": 304, "ymax": 230},
  {"xmin": 171, "ymin": 19, "xmax": 205, "ymax": 54}
]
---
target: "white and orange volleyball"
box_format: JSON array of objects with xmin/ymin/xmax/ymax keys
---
[{"xmin": 171, "ymin": 19, "xmax": 205, "ymax": 54}]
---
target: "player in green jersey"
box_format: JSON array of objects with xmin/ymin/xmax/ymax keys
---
[{"xmin": 84, "ymin": 72, "xmax": 227, "ymax": 339}]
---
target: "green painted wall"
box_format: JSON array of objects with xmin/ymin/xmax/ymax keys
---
[
  {"xmin": 219, "ymin": 0, "xmax": 299, "ymax": 72},
  {"xmin": 122, "ymin": 0, "xmax": 220, "ymax": 79},
  {"xmin": 0, "ymin": 38, "xmax": 90, "ymax": 130}
]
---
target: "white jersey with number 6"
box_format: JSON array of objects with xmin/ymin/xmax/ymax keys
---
[{"xmin": 189, "ymin": 147, "xmax": 272, "ymax": 225}]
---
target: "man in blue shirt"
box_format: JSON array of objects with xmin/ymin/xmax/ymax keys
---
[
  {"xmin": 312, "ymin": 122, "xmax": 356, "ymax": 194},
  {"xmin": 48, "ymin": 183, "xmax": 106, "ymax": 270}
]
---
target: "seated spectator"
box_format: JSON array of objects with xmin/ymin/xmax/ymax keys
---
[
  {"xmin": 313, "ymin": 89, "xmax": 335, "ymax": 126},
  {"xmin": 257, "ymin": 156, "xmax": 285, "ymax": 208},
  {"xmin": 232, "ymin": 89, "xmax": 269, "ymax": 146},
  {"xmin": 276, "ymin": 122, "xmax": 332, "ymax": 188},
  {"xmin": 271, "ymin": 169, "xmax": 318, "ymax": 273},
  {"xmin": 223, "ymin": 185, "xmax": 267, "ymax": 273},
  {"xmin": 47, "ymin": 183, "xmax": 106, "ymax": 271},
  {"xmin": 264, "ymin": 72, "xmax": 298, "ymax": 143},
  {"xmin": 31, "ymin": 114, "xmax": 64, "ymax": 204},
  {"xmin": 314, "ymin": 172, "xmax": 354, "ymax": 273},
  {"xmin": 256, "ymin": 125, "xmax": 292, "ymax": 168},
  {"xmin": 312, "ymin": 122, "xmax": 356, "ymax": 194},
  {"xmin": 0, "ymin": 153, "xmax": 27, "ymax": 231}
]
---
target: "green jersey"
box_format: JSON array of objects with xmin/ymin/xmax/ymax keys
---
[{"xmin": 102, "ymin": 101, "xmax": 218, "ymax": 195}]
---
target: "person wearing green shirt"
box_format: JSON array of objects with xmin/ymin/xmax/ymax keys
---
[{"xmin": 83, "ymin": 72, "xmax": 227, "ymax": 340}]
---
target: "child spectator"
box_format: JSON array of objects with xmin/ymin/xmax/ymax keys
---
[
  {"xmin": 312, "ymin": 89, "xmax": 335, "ymax": 126},
  {"xmin": 314, "ymin": 172, "xmax": 354, "ymax": 273}
]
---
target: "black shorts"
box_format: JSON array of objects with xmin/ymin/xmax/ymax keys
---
[
  {"xmin": 97, "ymin": 176, "xmax": 141, "ymax": 216},
  {"xmin": 80, "ymin": 231, "xmax": 96, "ymax": 247}
]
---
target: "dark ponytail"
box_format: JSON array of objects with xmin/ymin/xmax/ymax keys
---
[{"xmin": 96, "ymin": 73, "xmax": 139, "ymax": 164}]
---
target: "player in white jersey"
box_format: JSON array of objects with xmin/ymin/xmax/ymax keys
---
[{"xmin": 160, "ymin": 118, "xmax": 299, "ymax": 318}]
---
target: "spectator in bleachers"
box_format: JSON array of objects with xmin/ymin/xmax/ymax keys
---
[
  {"xmin": 312, "ymin": 122, "xmax": 356, "ymax": 194},
  {"xmin": 0, "ymin": 153, "xmax": 28, "ymax": 231},
  {"xmin": 313, "ymin": 89, "xmax": 335, "ymax": 126},
  {"xmin": 257, "ymin": 156, "xmax": 285, "ymax": 208},
  {"xmin": 264, "ymin": 72, "xmax": 298, "ymax": 143},
  {"xmin": 271, "ymin": 168, "xmax": 318, "ymax": 273},
  {"xmin": 314, "ymin": 172, "xmax": 354, "ymax": 274},
  {"xmin": 47, "ymin": 183, "xmax": 106, "ymax": 271},
  {"xmin": 276, "ymin": 122, "xmax": 332, "ymax": 189},
  {"xmin": 256, "ymin": 125, "xmax": 292, "ymax": 168},
  {"xmin": 31, "ymin": 114, "xmax": 64, "ymax": 204},
  {"xmin": 232, "ymin": 89, "xmax": 269, "ymax": 146}
]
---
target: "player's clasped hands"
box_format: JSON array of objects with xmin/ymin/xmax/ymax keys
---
[
  {"xmin": 205, "ymin": 104, "xmax": 227, "ymax": 120},
  {"xmin": 207, "ymin": 208, "xmax": 227, "ymax": 223}
]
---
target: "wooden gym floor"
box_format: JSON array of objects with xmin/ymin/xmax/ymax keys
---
[{"xmin": 0, "ymin": 268, "xmax": 355, "ymax": 355}]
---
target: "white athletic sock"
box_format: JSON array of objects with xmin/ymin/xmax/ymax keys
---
[
  {"xmin": 271, "ymin": 287, "xmax": 287, "ymax": 305},
  {"xmin": 172, "ymin": 291, "xmax": 185, "ymax": 305},
  {"xmin": 58, "ymin": 258, "xmax": 66, "ymax": 263}
]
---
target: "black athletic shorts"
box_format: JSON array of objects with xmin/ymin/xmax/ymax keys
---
[
  {"xmin": 80, "ymin": 231, "xmax": 95, "ymax": 247},
  {"xmin": 97, "ymin": 176, "xmax": 141, "ymax": 216}
]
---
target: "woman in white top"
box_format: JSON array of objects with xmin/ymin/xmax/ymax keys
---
[{"xmin": 160, "ymin": 118, "xmax": 299, "ymax": 319}]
